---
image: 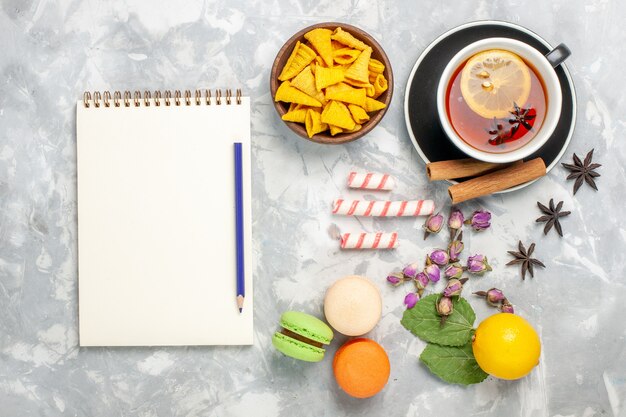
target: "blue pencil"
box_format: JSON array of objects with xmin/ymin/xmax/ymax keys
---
[{"xmin": 234, "ymin": 142, "xmax": 245, "ymax": 313}]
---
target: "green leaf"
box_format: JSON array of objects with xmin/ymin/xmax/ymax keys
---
[
  {"xmin": 400, "ymin": 294, "xmax": 475, "ymax": 346},
  {"xmin": 420, "ymin": 343, "xmax": 488, "ymax": 385}
]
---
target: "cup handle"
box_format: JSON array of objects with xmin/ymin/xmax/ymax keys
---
[{"xmin": 545, "ymin": 43, "xmax": 571, "ymax": 68}]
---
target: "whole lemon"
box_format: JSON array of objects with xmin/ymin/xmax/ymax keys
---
[{"xmin": 472, "ymin": 313, "xmax": 541, "ymax": 380}]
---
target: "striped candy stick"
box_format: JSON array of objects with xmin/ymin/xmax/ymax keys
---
[
  {"xmin": 340, "ymin": 232, "xmax": 399, "ymax": 249},
  {"xmin": 347, "ymin": 171, "xmax": 396, "ymax": 191},
  {"xmin": 332, "ymin": 199, "xmax": 435, "ymax": 217}
]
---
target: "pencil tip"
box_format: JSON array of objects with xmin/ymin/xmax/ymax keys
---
[
  {"xmin": 239, "ymin": 308, "xmax": 243, "ymax": 313},
  {"xmin": 237, "ymin": 295, "xmax": 245, "ymax": 312}
]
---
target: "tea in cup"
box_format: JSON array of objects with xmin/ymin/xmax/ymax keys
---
[{"xmin": 437, "ymin": 38, "xmax": 570, "ymax": 163}]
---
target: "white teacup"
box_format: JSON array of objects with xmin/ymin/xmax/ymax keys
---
[{"xmin": 437, "ymin": 38, "xmax": 570, "ymax": 163}]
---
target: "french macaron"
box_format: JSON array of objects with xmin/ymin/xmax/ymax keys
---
[
  {"xmin": 333, "ymin": 338, "xmax": 390, "ymax": 398},
  {"xmin": 324, "ymin": 275, "xmax": 382, "ymax": 336},
  {"xmin": 272, "ymin": 311, "xmax": 334, "ymax": 362}
]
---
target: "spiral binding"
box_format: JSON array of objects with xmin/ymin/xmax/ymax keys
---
[{"xmin": 83, "ymin": 89, "xmax": 242, "ymax": 108}]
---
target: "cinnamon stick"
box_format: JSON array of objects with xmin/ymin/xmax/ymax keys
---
[
  {"xmin": 426, "ymin": 158, "xmax": 522, "ymax": 181},
  {"xmin": 448, "ymin": 158, "xmax": 546, "ymax": 204}
]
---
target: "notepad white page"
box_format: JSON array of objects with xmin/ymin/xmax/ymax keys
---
[{"xmin": 77, "ymin": 97, "xmax": 252, "ymax": 346}]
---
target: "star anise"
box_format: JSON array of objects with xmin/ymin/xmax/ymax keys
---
[
  {"xmin": 506, "ymin": 240, "xmax": 545, "ymax": 280},
  {"xmin": 561, "ymin": 149, "xmax": 601, "ymax": 194},
  {"xmin": 536, "ymin": 198, "xmax": 571, "ymax": 237},
  {"xmin": 488, "ymin": 118, "xmax": 509, "ymax": 145},
  {"xmin": 509, "ymin": 102, "xmax": 536, "ymax": 136}
]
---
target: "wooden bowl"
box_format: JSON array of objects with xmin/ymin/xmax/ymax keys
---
[{"xmin": 270, "ymin": 22, "xmax": 394, "ymax": 145}]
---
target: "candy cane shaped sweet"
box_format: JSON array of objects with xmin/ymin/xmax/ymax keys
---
[
  {"xmin": 347, "ymin": 171, "xmax": 396, "ymax": 191},
  {"xmin": 332, "ymin": 199, "xmax": 435, "ymax": 217},
  {"xmin": 340, "ymin": 232, "xmax": 399, "ymax": 249}
]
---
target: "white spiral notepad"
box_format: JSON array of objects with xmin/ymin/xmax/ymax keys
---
[{"xmin": 77, "ymin": 89, "xmax": 253, "ymax": 346}]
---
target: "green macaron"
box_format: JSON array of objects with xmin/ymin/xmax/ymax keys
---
[{"xmin": 272, "ymin": 311, "xmax": 334, "ymax": 362}]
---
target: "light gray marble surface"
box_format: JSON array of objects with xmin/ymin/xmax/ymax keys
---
[{"xmin": 1, "ymin": 1, "xmax": 625, "ymax": 416}]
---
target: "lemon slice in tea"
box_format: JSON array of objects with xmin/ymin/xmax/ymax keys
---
[{"xmin": 460, "ymin": 49, "xmax": 531, "ymax": 119}]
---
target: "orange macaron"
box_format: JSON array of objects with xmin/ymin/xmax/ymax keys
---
[{"xmin": 333, "ymin": 338, "xmax": 390, "ymax": 398}]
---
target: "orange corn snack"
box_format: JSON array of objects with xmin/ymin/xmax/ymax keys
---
[
  {"xmin": 315, "ymin": 64, "xmax": 345, "ymax": 91},
  {"xmin": 333, "ymin": 48, "xmax": 360, "ymax": 65},
  {"xmin": 348, "ymin": 104, "xmax": 370, "ymax": 124},
  {"xmin": 291, "ymin": 66, "xmax": 327, "ymax": 104},
  {"xmin": 282, "ymin": 107, "xmax": 309, "ymax": 123},
  {"xmin": 325, "ymin": 82, "xmax": 366, "ymax": 107},
  {"xmin": 275, "ymin": 81, "xmax": 323, "ymax": 107},
  {"xmin": 371, "ymin": 74, "xmax": 388, "ymax": 99},
  {"xmin": 368, "ymin": 58, "xmax": 385, "ymax": 74},
  {"xmin": 321, "ymin": 100, "xmax": 356, "ymax": 130},
  {"xmin": 305, "ymin": 109, "xmax": 328, "ymax": 138},
  {"xmin": 331, "ymin": 27, "xmax": 368, "ymax": 50},
  {"xmin": 304, "ymin": 28, "xmax": 334, "ymax": 67},
  {"xmin": 278, "ymin": 41, "xmax": 317, "ymax": 81},
  {"xmin": 345, "ymin": 47, "xmax": 372, "ymax": 84},
  {"xmin": 363, "ymin": 97, "xmax": 386, "ymax": 112},
  {"xmin": 329, "ymin": 124, "xmax": 344, "ymax": 136}
]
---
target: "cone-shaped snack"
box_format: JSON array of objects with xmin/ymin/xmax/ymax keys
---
[
  {"xmin": 345, "ymin": 79, "xmax": 372, "ymax": 89},
  {"xmin": 345, "ymin": 47, "xmax": 372, "ymax": 85},
  {"xmin": 331, "ymin": 40, "xmax": 345, "ymax": 51},
  {"xmin": 331, "ymin": 27, "xmax": 369, "ymax": 50},
  {"xmin": 278, "ymin": 41, "xmax": 317, "ymax": 81},
  {"xmin": 321, "ymin": 100, "xmax": 356, "ymax": 130},
  {"xmin": 325, "ymin": 82, "xmax": 366, "ymax": 107},
  {"xmin": 329, "ymin": 124, "xmax": 344, "ymax": 136},
  {"xmin": 305, "ymin": 109, "xmax": 328, "ymax": 138},
  {"xmin": 368, "ymin": 58, "xmax": 385, "ymax": 74},
  {"xmin": 371, "ymin": 74, "xmax": 388, "ymax": 99},
  {"xmin": 275, "ymin": 81, "xmax": 322, "ymax": 107},
  {"xmin": 347, "ymin": 124, "xmax": 362, "ymax": 133},
  {"xmin": 348, "ymin": 104, "xmax": 370, "ymax": 124},
  {"xmin": 315, "ymin": 64, "xmax": 345, "ymax": 91},
  {"xmin": 291, "ymin": 66, "xmax": 326, "ymax": 105},
  {"xmin": 363, "ymin": 96, "xmax": 386, "ymax": 113},
  {"xmin": 304, "ymin": 28, "xmax": 333, "ymax": 67},
  {"xmin": 282, "ymin": 107, "xmax": 309, "ymax": 123},
  {"xmin": 333, "ymin": 48, "xmax": 360, "ymax": 65}
]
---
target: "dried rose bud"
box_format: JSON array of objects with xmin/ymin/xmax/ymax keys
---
[
  {"xmin": 465, "ymin": 210, "xmax": 491, "ymax": 231},
  {"xmin": 436, "ymin": 296, "xmax": 454, "ymax": 316},
  {"xmin": 415, "ymin": 272, "xmax": 429, "ymax": 289},
  {"xmin": 428, "ymin": 249, "xmax": 449, "ymax": 266},
  {"xmin": 448, "ymin": 239, "xmax": 464, "ymax": 263},
  {"xmin": 448, "ymin": 209, "xmax": 464, "ymax": 231},
  {"xmin": 424, "ymin": 264, "xmax": 441, "ymax": 283},
  {"xmin": 404, "ymin": 292, "xmax": 419, "ymax": 309},
  {"xmin": 501, "ymin": 298, "xmax": 514, "ymax": 314},
  {"xmin": 386, "ymin": 272, "xmax": 404, "ymax": 286},
  {"xmin": 486, "ymin": 288, "xmax": 505, "ymax": 306},
  {"xmin": 467, "ymin": 254, "xmax": 492, "ymax": 274},
  {"xmin": 423, "ymin": 212, "xmax": 444, "ymax": 239},
  {"xmin": 444, "ymin": 263, "xmax": 463, "ymax": 279},
  {"xmin": 443, "ymin": 277, "xmax": 468, "ymax": 297},
  {"xmin": 402, "ymin": 262, "xmax": 420, "ymax": 279},
  {"xmin": 474, "ymin": 287, "xmax": 507, "ymax": 308}
]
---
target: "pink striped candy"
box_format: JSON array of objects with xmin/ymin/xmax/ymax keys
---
[
  {"xmin": 340, "ymin": 232, "xmax": 398, "ymax": 249},
  {"xmin": 347, "ymin": 171, "xmax": 395, "ymax": 191},
  {"xmin": 332, "ymin": 199, "xmax": 435, "ymax": 217}
]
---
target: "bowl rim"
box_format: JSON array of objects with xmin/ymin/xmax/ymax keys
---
[{"xmin": 270, "ymin": 22, "xmax": 394, "ymax": 145}]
